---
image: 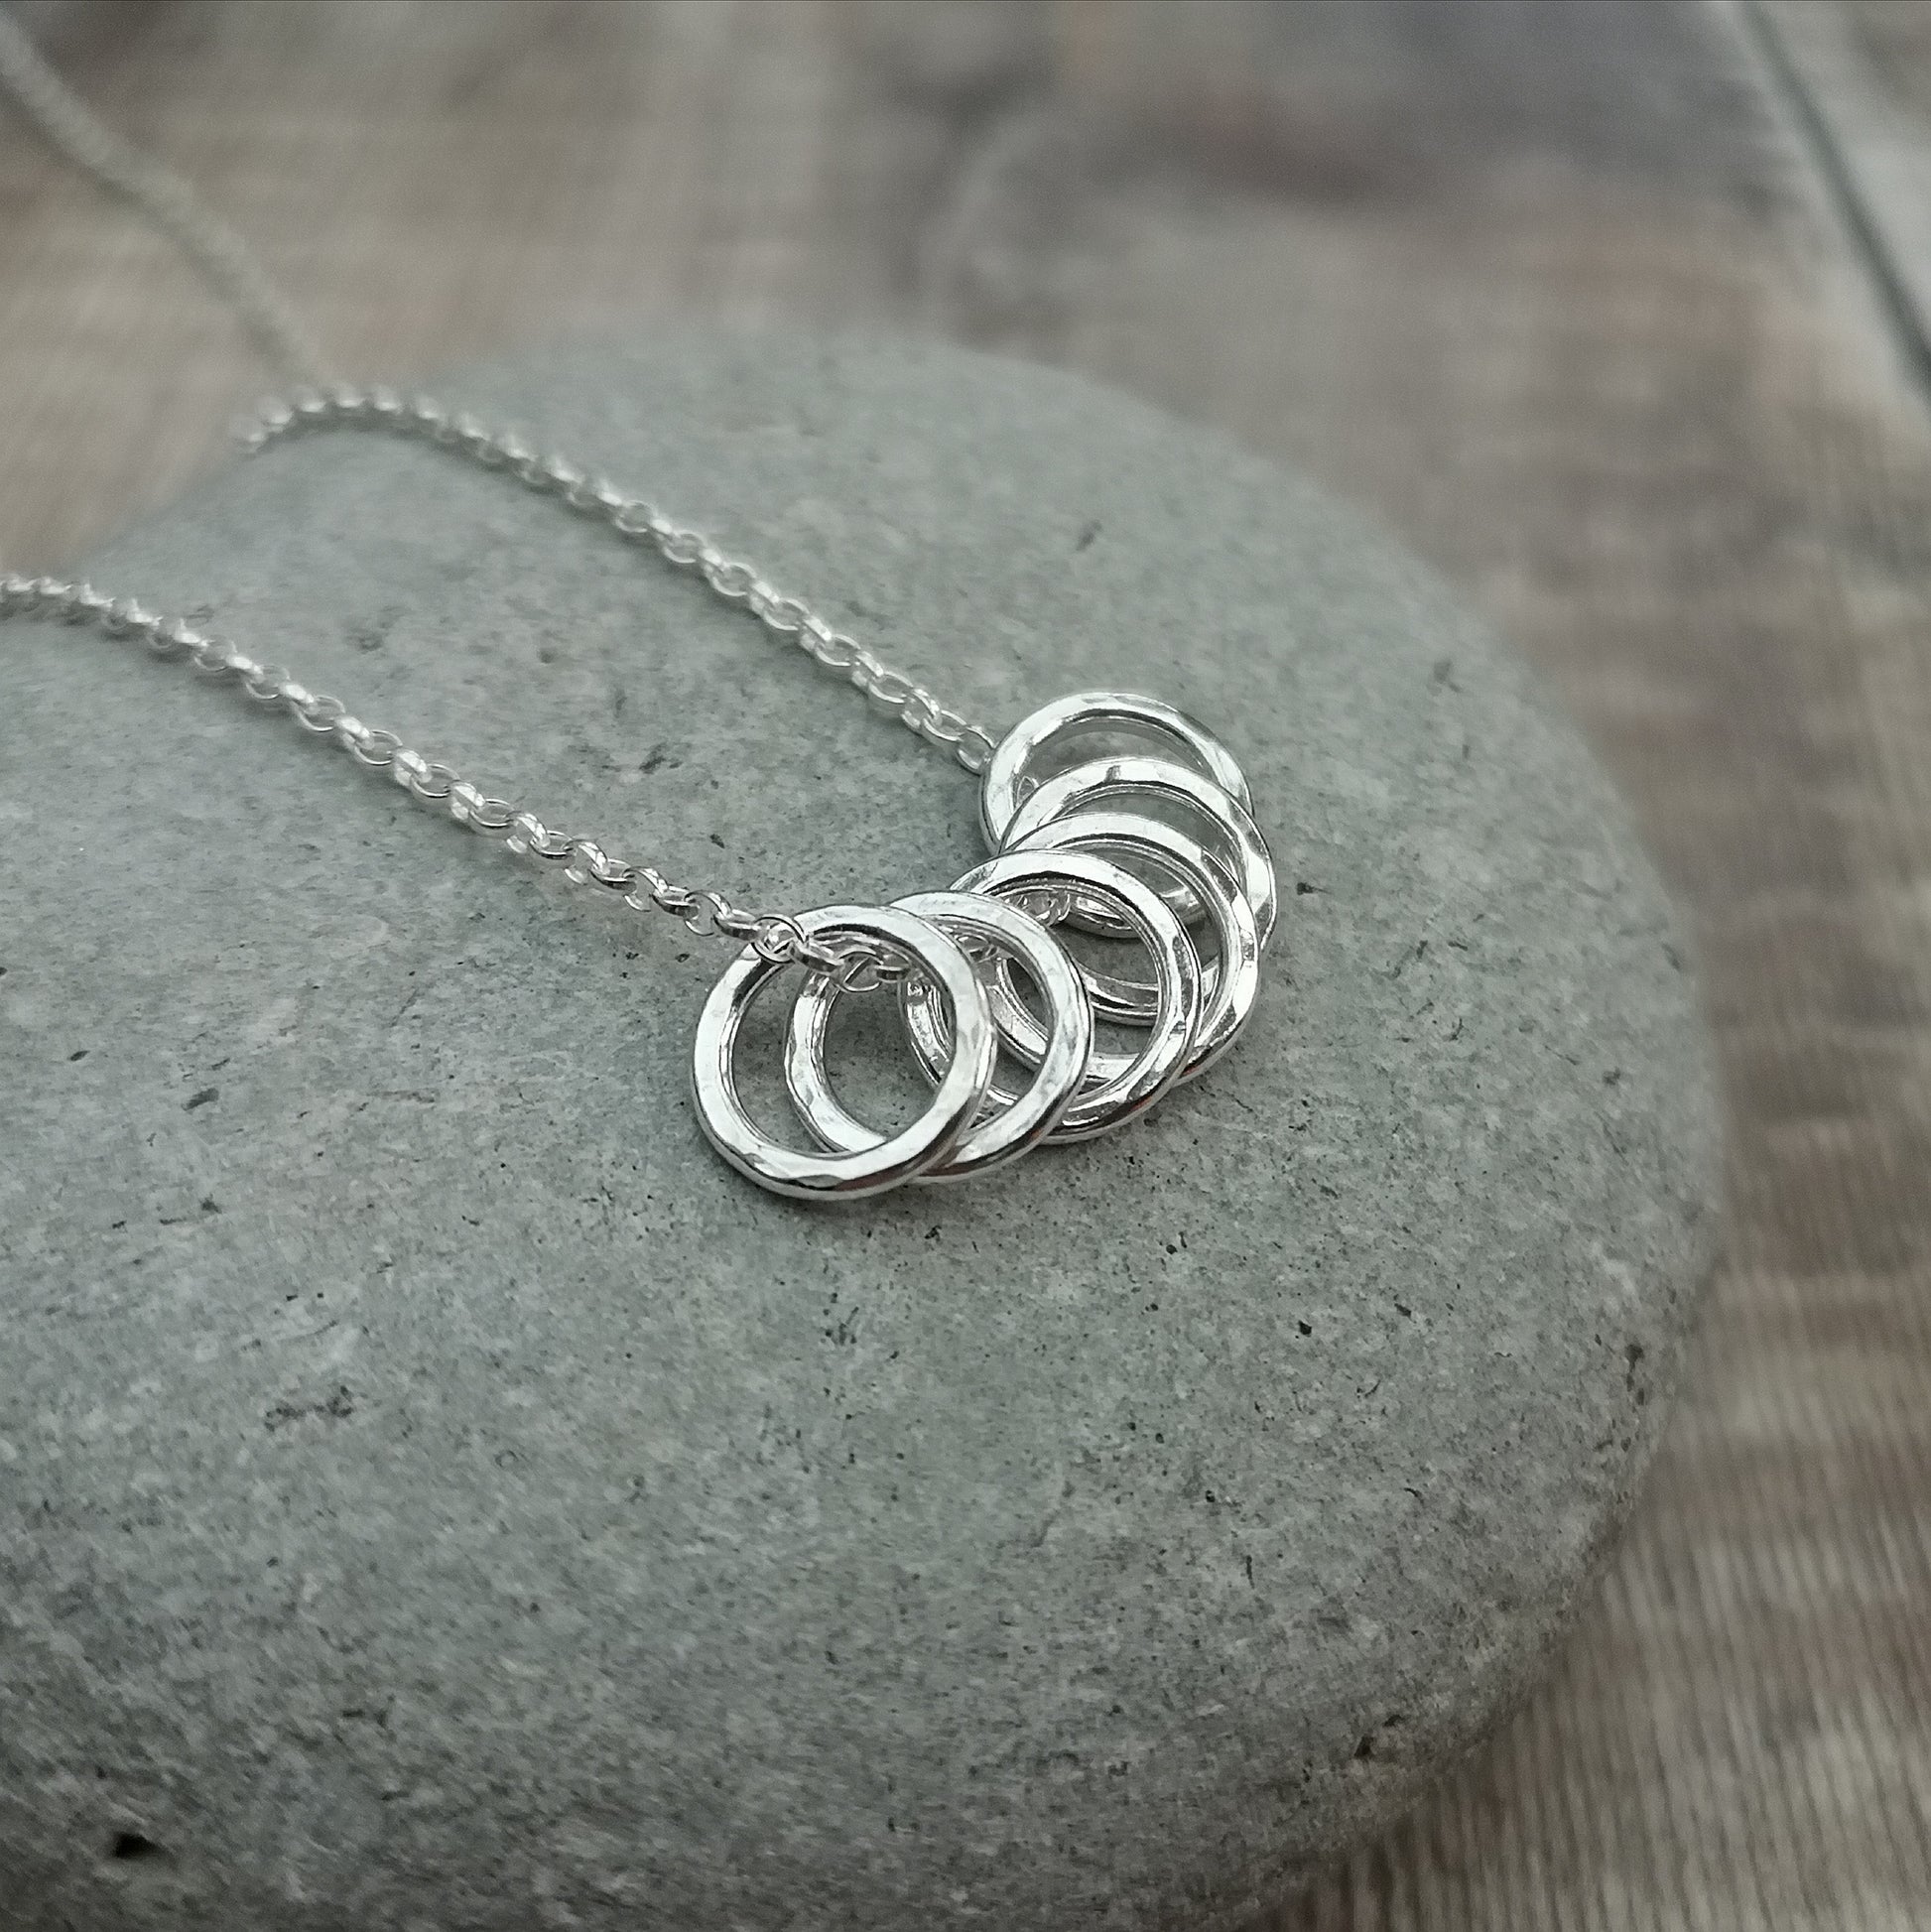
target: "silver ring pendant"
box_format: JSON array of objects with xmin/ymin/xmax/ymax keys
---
[
  {"xmin": 692, "ymin": 903, "xmax": 995, "ymax": 1199},
  {"xmin": 1000, "ymin": 753, "xmax": 1277, "ymax": 1014},
  {"xmin": 783, "ymin": 891, "xmax": 1094, "ymax": 1181},
  {"xmin": 932, "ymin": 849, "xmax": 1202, "ymax": 1141},
  {"xmin": 978, "ymin": 691, "xmax": 1252, "ymax": 935},
  {"xmin": 1001, "ymin": 812, "xmax": 1261, "ymax": 1080}
]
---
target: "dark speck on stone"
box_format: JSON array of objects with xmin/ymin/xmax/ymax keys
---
[
  {"xmin": 264, "ymin": 1386, "xmax": 354, "ymax": 1432},
  {"xmin": 107, "ymin": 1832, "xmax": 169, "ymax": 1865},
  {"xmin": 68, "ymin": 1049, "xmax": 87, "ymax": 1062},
  {"xmin": 185, "ymin": 1087, "xmax": 218, "ymax": 1111}
]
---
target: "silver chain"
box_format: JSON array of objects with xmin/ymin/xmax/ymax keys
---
[
  {"xmin": 1, "ymin": 385, "xmax": 996, "ymax": 975},
  {"xmin": 0, "ymin": 17, "xmax": 999, "ymax": 981},
  {"xmin": 241, "ymin": 385, "xmax": 998, "ymax": 782},
  {"xmin": 0, "ymin": 10, "xmax": 325, "ymax": 387}
]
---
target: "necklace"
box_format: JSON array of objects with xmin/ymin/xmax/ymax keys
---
[
  {"xmin": 1, "ymin": 387, "xmax": 1276, "ymax": 1198},
  {"xmin": 0, "ymin": 26, "xmax": 1276, "ymax": 1203}
]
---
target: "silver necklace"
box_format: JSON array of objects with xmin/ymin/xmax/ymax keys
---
[{"xmin": 0, "ymin": 22, "xmax": 1276, "ymax": 1202}]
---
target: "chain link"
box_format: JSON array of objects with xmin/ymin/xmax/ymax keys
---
[
  {"xmin": 237, "ymin": 386, "xmax": 998, "ymax": 775},
  {"xmin": 0, "ymin": 12, "xmax": 325, "ymax": 388},
  {"xmin": 0, "ymin": 570, "xmax": 915, "ymax": 979}
]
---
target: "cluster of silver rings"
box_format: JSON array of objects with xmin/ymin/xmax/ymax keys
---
[{"xmin": 692, "ymin": 692, "xmax": 1275, "ymax": 1200}]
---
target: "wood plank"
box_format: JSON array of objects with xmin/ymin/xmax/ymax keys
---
[
  {"xmin": 1766, "ymin": 0, "xmax": 1931, "ymax": 373},
  {"xmin": 3, "ymin": 2, "xmax": 1931, "ymax": 1925}
]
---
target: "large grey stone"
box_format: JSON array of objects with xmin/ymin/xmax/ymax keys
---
[{"xmin": 0, "ymin": 333, "xmax": 1719, "ymax": 1930}]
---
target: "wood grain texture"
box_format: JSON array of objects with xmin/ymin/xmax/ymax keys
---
[{"xmin": 2, "ymin": 1, "xmax": 1929, "ymax": 1925}]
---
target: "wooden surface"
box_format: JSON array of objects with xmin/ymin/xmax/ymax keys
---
[{"xmin": 3, "ymin": 1, "xmax": 1929, "ymax": 1925}]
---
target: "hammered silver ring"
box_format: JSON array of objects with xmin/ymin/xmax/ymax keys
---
[
  {"xmin": 692, "ymin": 902, "xmax": 996, "ymax": 1200},
  {"xmin": 1000, "ymin": 752, "xmax": 1277, "ymax": 1022},
  {"xmin": 782, "ymin": 890, "xmax": 1094, "ymax": 1181},
  {"xmin": 934, "ymin": 848, "xmax": 1204, "ymax": 1141},
  {"xmin": 978, "ymin": 689, "xmax": 1253, "ymax": 935},
  {"xmin": 1000, "ymin": 811, "xmax": 1261, "ymax": 1081}
]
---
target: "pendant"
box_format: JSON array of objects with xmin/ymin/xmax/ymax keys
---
[{"xmin": 691, "ymin": 692, "xmax": 1275, "ymax": 1199}]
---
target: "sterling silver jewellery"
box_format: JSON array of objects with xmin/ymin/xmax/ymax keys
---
[
  {"xmin": 0, "ymin": 24, "xmax": 1277, "ymax": 1203},
  {"xmin": 0, "ymin": 388, "xmax": 1276, "ymax": 1201}
]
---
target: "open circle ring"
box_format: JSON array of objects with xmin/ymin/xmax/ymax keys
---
[
  {"xmin": 782, "ymin": 891, "xmax": 1094, "ymax": 1181},
  {"xmin": 932, "ymin": 849, "xmax": 1202, "ymax": 1141},
  {"xmin": 1001, "ymin": 812, "xmax": 1261, "ymax": 1081},
  {"xmin": 1001, "ymin": 753, "xmax": 1277, "ymax": 1017},
  {"xmin": 978, "ymin": 690, "xmax": 1251, "ymax": 936},
  {"xmin": 691, "ymin": 903, "xmax": 995, "ymax": 1200}
]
